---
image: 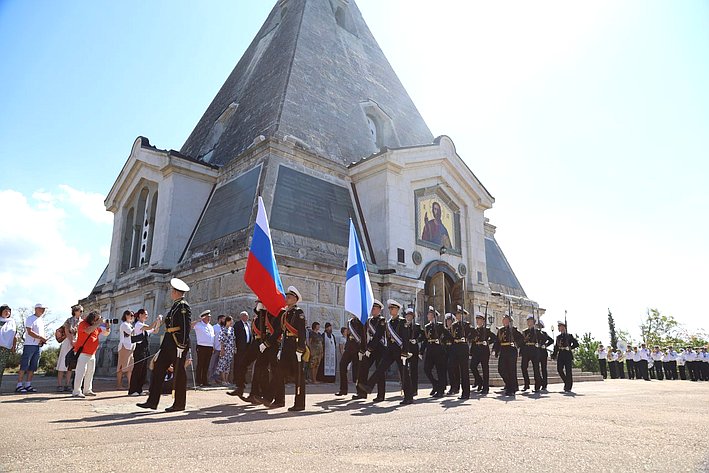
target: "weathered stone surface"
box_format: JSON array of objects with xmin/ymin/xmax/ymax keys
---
[{"xmin": 318, "ymin": 281, "xmax": 335, "ymax": 305}]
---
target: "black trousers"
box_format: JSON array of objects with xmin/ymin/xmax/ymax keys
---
[
  {"xmin": 626, "ymin": 359, "xmax": 635, "ymax": 379},
  {"xmin": 701, "ymin": 361, "xmax": 709, "ymax": 381},
  {"xmin": 539, "ymin": 351, "xmax": 549, "ymax": 387},
  {"xmin": 471, "ymin": 346, "xmax": 491, "ymax": 390},
  {"xmin": 609, "ymin": 361, "xmax": 618, "ymax": 379},
  {"xmin": 654, "ymin": 361, "xmax": 664, "ymax": 380},
  {"xmin": 618, "ymin": 361, "xmax": 625, "ymax": 379},
  {"xmin": 256, "ymin": 345, "xmax": 278, "ymax": 402},
  {"xmin": 498, "ymin": 347, "xmax": 519, "ymax": 393},
  {"xmin": 367, "ymin": 346, "xmax": 413, "ymax": 401},
  {"xmin": 128, "ymin": 350, "xmax": 149, "ymax": 395},
  {"xmin": 639, "ymin": 360, "xmax": 650, "ymax": 380},
  {"xmin": 338, "ymin": 348, "xmax": 359, "ymax": 394},
  {"xmin": 520, "ymin": 347, "xmax": 542, "ymax": 390},
  {"xmin": 424, "ymin": 345, "xmax": 447, "ymax": 394},
  {"xmin": 146, "ymin": 344, "xmax": 187, "ymax": 409},
  {"xmin": 447, "ymin": 347, "xmax": 460, "ymax": 392},
  {"xmin": 407, "ymin": 351, "xmax": 419, "ymax": 393},
  {"xmin": 450, "ymin": 343, "xmax": 470, "ymax": 396},
  {"xmin": 196, "ymin": 345, "xmax": 213, "ymax": 386},
  {"xmin": 356, "ymin": 348, "xmax": 384, "ymax": 397},
  {"xmin": 679, "ymin": 365, "xmax": 686, "ymax": 380},
  {"xmin": 233, "ymin": 341, "xmax": 259, "ymax": 393},
  {"xmin": 666, "ymin": 361, "xmax": 677, "ymax": 380},
  {"xmin": 557, "ymin": 351, "xmax": 573, "ymax": 391},
  {"xmin": 599, "ymin": 358, "xmax": 607, "ymax": 379},
  {"xmin": 272, "ymin": 339, "xmax": 305, "ymax": 408}
]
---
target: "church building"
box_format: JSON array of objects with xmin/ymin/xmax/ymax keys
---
[{"xmin": 82, "ymin": 0, "xmax": 541, "ymax": 373}]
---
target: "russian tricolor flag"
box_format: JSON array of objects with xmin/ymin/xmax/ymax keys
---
[{"xmin": 244, "ymin": 196, "xmax": 286, "ymax": 316}]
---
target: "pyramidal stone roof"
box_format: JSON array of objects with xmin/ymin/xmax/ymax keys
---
[{"xmin": 180, "ymin": 0, "xmax": 434, "ymax": 167}]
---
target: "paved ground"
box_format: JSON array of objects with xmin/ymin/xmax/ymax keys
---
[{"xmin": 1, "ymin": 376, "xmax": 707, "ymax": 473}]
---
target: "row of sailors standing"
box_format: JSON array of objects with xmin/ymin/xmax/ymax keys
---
[{"xmin": 597, "ymin": 345, "xmax": 709, "ymax": 381}]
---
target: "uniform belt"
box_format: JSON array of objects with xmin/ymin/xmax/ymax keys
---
[
  {"xmin": 286, "ymin": 333, "xmax": 297, "ymax": 338},
  {"xmin": 445, "ymin": 342, "xmax": 452, "ymax": 346},
  {"xmin": 428, "ymin": 340, "xmax": 441, "ymax": 344},
  {"xmin": 348, "ymin": 336, "xmax": 356, "ymax": 341},
  {"xmin": 500, "ymin": 342, "xmax": 513, "ymax": 346},
  {"xmin": 166, "ymin": 327, "xmax": 180, "ymax": 333},
  {"xmin": 560, "ymin": 347, "xmax": 571, "ymax": 351},
  {"xmin": 525, "ymin": 343, "xmax": 538, "ymax": 347},
  {"xmin": 454, "ymin": 339, "xmax": 467, "ymax": 343},
  {"xmin": 475, "ymin": 342, "xmax": 488, "ymax": 346}
]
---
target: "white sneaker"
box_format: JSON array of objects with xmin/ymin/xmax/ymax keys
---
[{"xmin": 72, "ymin": 392, "xmax": 86, "ymax": 398}]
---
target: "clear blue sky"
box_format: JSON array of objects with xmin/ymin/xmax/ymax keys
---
[{"xmin": 1, "ymin": 0, "xmax": 707, "ymax": 343}]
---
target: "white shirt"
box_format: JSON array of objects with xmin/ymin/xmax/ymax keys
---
[
  {"xmin": 639, "ymin": 348, "xmax": 650, "ymax": 361},
  {"xmin": 701, "ymin": 352, "xmax": 709, "ymax": 362},
  {"xmin": 119, "ymin": 321, "xmax": 135, "ymax": 350},
  {"xmin": 664, "ymin": 351, "xmax": 676, "ymax": 362},
  {"xmin": 133, "ymin": 320, "xmax": 154, "ymax": 336},
  {"xmin": 610, "ymin": 352, "xmax": 618, "ymax": 362},
  {"xmin": 212, "ymin": 324, "xmax": 222, "ymax": 351},
  {"xmin": 0, "ymin": 316, "xmax": 16, "ymax": 349},
  {"xmin": 684, "ymin": 351, "xmax": 696, "ymax": 362},
  {"xmin": 597, "ymin": 349, "xmax": 606, "ymax": 360},
  {"xmin": 194, "ymin": 321, "xmax": 214, "ymax": 347},
  {"xmin": 23, "ymin": 315, "xmax": 45, "ymax": 346},
  {"xmin": 677, "ymin": 351, "xmax": 685, "ymax": 366},
  {"xmin": 625, "ymin": 351, "xmax": 634, "ymax": 361},
  {"xmin": 242, "ymin": 320, "xmax": 251, "ymax": 344},
  {"xmin": 632, "ymin": 351, "xmax": 641, "ymax": 362},
  {"xmin": 651, "ymin": 351, "xmax": 663, "ymax": 362}
]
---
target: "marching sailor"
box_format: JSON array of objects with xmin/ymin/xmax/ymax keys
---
[
  {"xmin": 493, "ymin": 313, "xmax": 524, "ymax": 396},
  {"xmin": 336, "ymin": 313, "xmax": 364, "ymax": 396},
  {"xmin": 536, "ymin": 320, "xmax": 554, "ymax": 390},
  {"xmin": 551, "ymin": 320, "xmax": 579, "ymax": 392},
  {"xmin": 421, "ymin": 307, "xmax": 446, "ymax": 398},
  {"xmin": 353, "ymin": 300, "xmax": 386, "ymax": 400},
  {"xmin": 520, "ymin": 314, "xmax": 543, "ymax": 392},
  {"xmin": 470, "ymin": 310, "xmax": 496, "ymax": 395},
  {"xmin": 138, "ymin": 278, "xmax": 191, "ymax": 412}
]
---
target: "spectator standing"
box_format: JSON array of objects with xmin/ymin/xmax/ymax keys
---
[
  {"xmin": 56, "ymin": 305, "xmax": 83, "ymax": 392},
  {"xmin": 116, "ymin": 310, "xmax": 136, "ymax": 390},
  {"xmin": 72, "ymin": 312, "xmax": 110, "ymax": 398},
  {"xmin": 308, "ymin": 322, "xmax": 323, "ymax": 384},
  {"xmin": 215, "ymin": 316, "xmax": 235, "ymax": 385},
  {"xmin": 128, "ymin": 309, "xmax": 158, "ymax": 396},
  {"xmin": 192, "ymin": 310, "xmax": 214, "ymax": 387},
  {"xmin": 17, "ymin": 303, "xmax": 48, "ymax": 393},
  {"xmin": 0, "ymin": 305, "xmax": 17, "ymax": 392},
  {"xmin": 208, "ymin": 315, "xmax": 226, "ymax": 384},
  {"xmin": 321, "ymin": 322, "xmax": 337, "ymax": 383}
]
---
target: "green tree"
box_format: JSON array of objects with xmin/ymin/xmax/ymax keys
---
[
  {"xmin": 617, "ymin": 328, "xmax": 636, "ymax": 348},
  {"xmin": 573, "ymin": 332, "xmax": 600, "ymax": 373},
  {"xmin": 640, "ymin": 309, "xmax": 680, "ymax": 347},
  {"xmin": 607, "ymin": 308, "xmax": 618, "ymax": 350}
]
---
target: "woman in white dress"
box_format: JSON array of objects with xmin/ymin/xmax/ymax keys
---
[{"xmin": 55, "ymin": 305, "xmax": 83, "ymax": 392}]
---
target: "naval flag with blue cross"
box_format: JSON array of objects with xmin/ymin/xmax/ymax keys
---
[{"xmin": 344, "ymin": 219, "xmax": 374, "ymax": 325}]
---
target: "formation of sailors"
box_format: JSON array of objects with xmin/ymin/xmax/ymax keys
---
[{"xmin": 597, "ymin": 344, "xmax": 709, "ymax": 382}]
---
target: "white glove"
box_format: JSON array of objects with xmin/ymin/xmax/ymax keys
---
[
  {"xmin": 256, "ymin": 302, "xmax": 264, "ymax": 312},
  {"xmin": 277, "ymin": 351, "xmax": 282, "ymax": 361},
  {"xmin": 409, "ymin": 339, "xmax": 416, "ymax": 344},
  {"xmin": 259, "ymin": 343, "xmax": 267, "ymax": 353},
  {"xmin": 418, "ymin": 354, "xmax": 423, "ymax": 360},
  {"xmin": 177, "ymin": 347, "xmax": 184, "ymax": 358},
  {"xmin": 296, "ymin": 351, "xmax": 303, "ymax": 362},
  {"xmin": 469, "ymin": 355, "xmax": 473, "ymax": 360},
  {"xmin": 365, "ymin": 350, "xmax": 371, "ymax": 358},
  {"xmin": 358, "ymin": 352, "xmax": 364, "ymax": 361},
  {"xmin": 401, "ymin": 356, "xmax": 408, "ymax": 365}
]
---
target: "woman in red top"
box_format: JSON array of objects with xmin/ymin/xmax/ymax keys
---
[{"xmin": 72, "ymin": 312, "xmax": 110, "ymax": 398}]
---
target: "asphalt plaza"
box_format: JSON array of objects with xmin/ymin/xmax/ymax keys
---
[{"xmin": 1, "ymin": 377, "xmax": 707, "ymax": 473}]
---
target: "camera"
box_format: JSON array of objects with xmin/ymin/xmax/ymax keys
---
[{"xmin": 105, "ymin": 318, "xmax": 119, "ymax": 325}]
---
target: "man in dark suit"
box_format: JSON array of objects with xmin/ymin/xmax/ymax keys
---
[{"xmin": 228, "ymin": 310, "xmax": 253, "ymax": 397}]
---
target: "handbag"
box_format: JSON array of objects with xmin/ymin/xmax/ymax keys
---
[
  {"xmin": 64, "ymin": 334, "xmax": 91, "ymax": 371},
  {"xmin": 55, "ymin": 326, "xmax": 66, "ymax": 344}
]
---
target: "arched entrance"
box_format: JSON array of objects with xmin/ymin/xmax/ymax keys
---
[{"xmin": 420, "ymin": 261, "xmax": 464, "ymax": 315}]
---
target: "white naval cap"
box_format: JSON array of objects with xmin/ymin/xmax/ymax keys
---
[
  {"xmin": 170, "ymin": 278, "xmax": 190, "ymax": 292},
  {"xmin": 503, "ymin": 312, "xmax": 512, "ymax": 319},
  {"xmin": 557, "ymin": 320, "xmax": 566, "ymax": 326},
  {"xmin": 526, "ymin": 314, "xmax": 535, "ymax": 321},
  {"xmin": 199, "ymin": 310, "xmax": 211, "ymax": 318},
  {"xmin": 372, "ymin": 299, "xmax": 383, "ymax": 308},
  {"xmin": 537, "ymin": 320, "xmax": 545, "ymax": 328},
  {"xmin": 444, "ymin": 312, "xmax": 454, "ymax": 319},
  {"xmin": 34, "ymin": 303, "xmax": 47, "ymax": 309},
  {"xmin": 286, "ymin": 286, "xmax": 302, "ymax": 301},
  {"xmin": 386, "ymin": 299, "xmax": 402, "ymax": 309},
  {"xmin": 405, "ymin": 307, "xmax": 414, "ymax": 314},
  {"xmin": 475, "ymin": 311, "xmax": 485, "ymax": 319}
]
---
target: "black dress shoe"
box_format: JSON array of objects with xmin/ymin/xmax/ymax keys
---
[
  {"xmin": 459, "ymin": 394, "xmax": 470, "ymax": 400},
  {"xmin": 434, "ymin": 391, "xmax": 445, "ymax": 398},
  {"xmin": 399, "ymin": 399, "xmax": 413, "ymax": 405},
  {"xmin": 136, "ymin": 402, "xmax": 157, "ymax": 410},
  {"xmin": 372, "ymin": 397, "xmax": 385, "ymax": 403},
  {"xmin": 351, "ymin": 394, "xmax": 366, "ymax": 400},
  {"xmin": 288, "ymin": 405, "xmax": 305, "ymax": 412},
  {"xmin": 504, "ymin": 391, "xmax": 515, "ymax": 396},
  {"xmin": 522, "ymin": 386, "xmax": 529, "ymax": 391},
  {"xmin": 226, "ymin": 389, "xmax": 243, "ymax": 397},
  {"xmin": 268, "ymin": 402, "xmax": 286, "ymax": 409},
  {"xmin": 429, "ymin": 389, "xmax": 436, "ymax": 396},
  {"xmin": 165, "ymin": 406, "xmax": 184, "ymax": 412},
  {"xmin": 477, "ymin": 385, "xmax": 483, "ymax": 392},
  {"xmin": 480, "ymin": 388, "xmax": 489, "ymax": 395},
  {"xmin": 335, "ymin": 392, "xmax": 347, "ymax": 396}
]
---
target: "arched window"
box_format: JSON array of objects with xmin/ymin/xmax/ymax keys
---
[
  {"xmin": 120, "ymin": 207, "xmax": 135, "ymax": 273},
  {"xmin": 131, "ymin": 188, "xmax": 149, "ymax": 269},
  {"xmin": 144, "ymin": 191, "xmax": 158, "ymax": 264},
  {"xmin": 366, "ymin": 115, "xmax": 379, "ymax": 146}
]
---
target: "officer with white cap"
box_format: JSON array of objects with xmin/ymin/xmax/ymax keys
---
[
  {"xmin": 363, "ymin": 299, "xmax": 414, "ymax": 405},
  {"xmin": 535, "ymin": 319, "xmax": 554, "ymax": 390},
  {"xmin": 520, "ymin": 314, "xmax": 543, "ymax": 392},
  {"xmin": 470, "ymin": 310, "xmax": 496, "ymax": 394},
  {"xmin": 353, "ymin": 299, "xmax": 386, "ymax": 400},
  {"xmin": 422, "ymin": 306, "xmax": 446, "ymax": 397},
  {"xmin": 551, "ymin": 319, "xmax": 579, "ymax": 392},
  {"xmin": 138, "ymin": 278, "xmax": 191, "ymax": 412},
  {"xmin": 268, "ymin": 286, "xmax": 307, "ymax": 411},
  {"xmin": 404, "ymin": 307, "xmax": 423, "ymax": 395},
  {"xmin": 493, "ymin": 312, "xmax": 524, "ymax": 396}
]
